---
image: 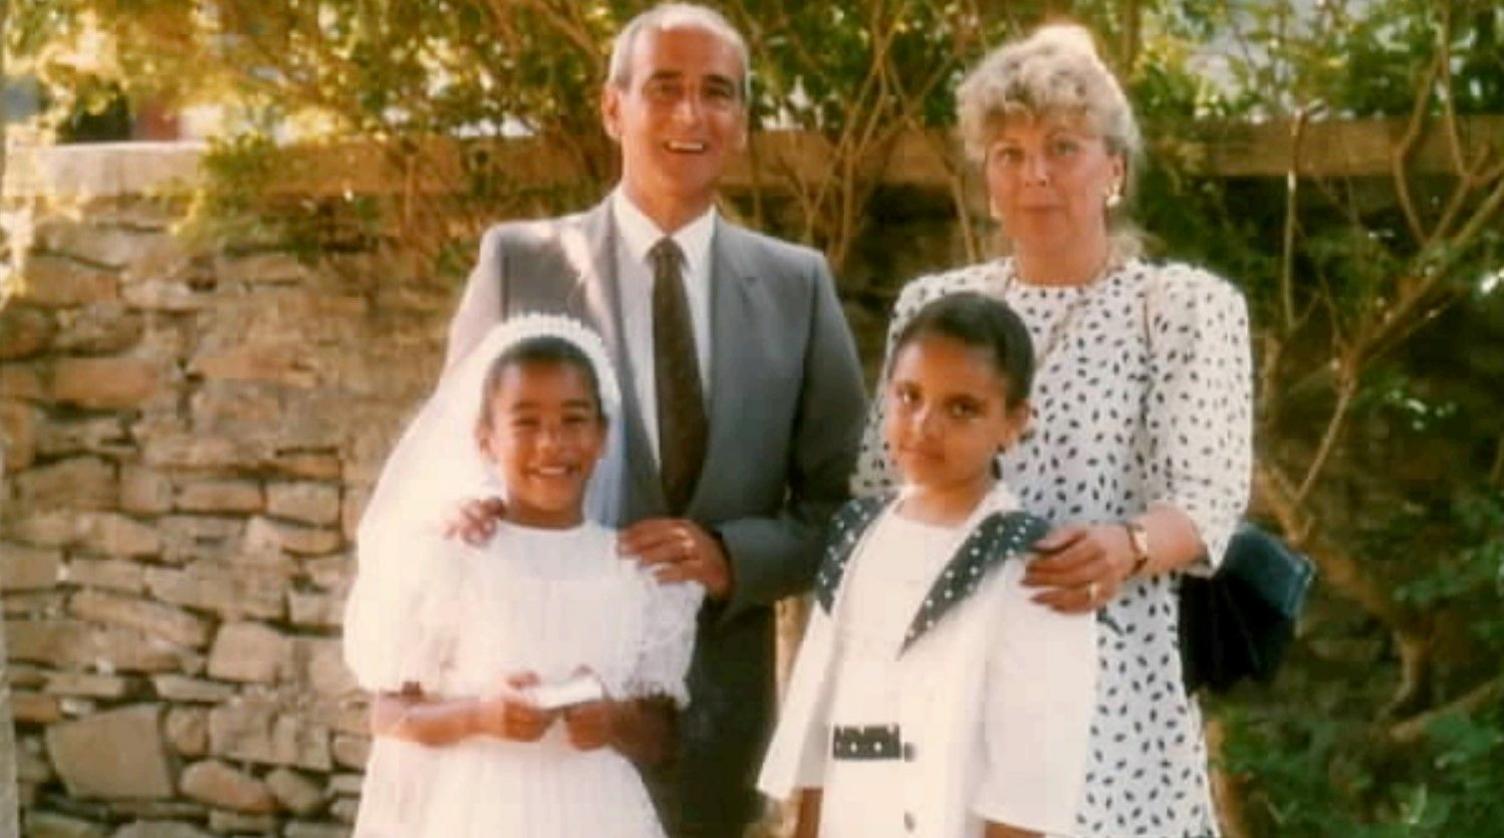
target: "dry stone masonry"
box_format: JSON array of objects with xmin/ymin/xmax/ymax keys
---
[
  {"xmin": 0, "ymin": 141, "xmax": 944, "ymax": 838},
  {"xmin": 1, "ymin": 144, "xmax": 455, "ymax": 837}
]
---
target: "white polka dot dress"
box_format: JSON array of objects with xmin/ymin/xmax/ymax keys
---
[{"xmin": 853, "ymin": 258, "xmax": 1253, "ymax": 837}]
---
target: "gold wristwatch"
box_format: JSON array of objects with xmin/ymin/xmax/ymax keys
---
[{"xmin": 1124, "ymin": 520, "xmax": 1151, "ymax": 577}]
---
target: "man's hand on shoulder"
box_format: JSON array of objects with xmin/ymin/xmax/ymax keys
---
[
  {"xmin": 619, "ymin": 518, "xmax": 731, "ymax": 600},
  {"xmin": 442, "ymin": 496, "xmax": 507, "ymax": 546}
]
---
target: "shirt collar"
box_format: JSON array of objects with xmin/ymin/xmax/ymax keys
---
[
  {"xmin": 894, "ymin": 479, "xmax": 1022, "ymax": 530},
  {"xmin": 814, "ymin": 479, "xmax": 1026, "ymax": 615},
  {"xmin": 611, "ymin": 188, "xmax": 717, "ymax": 278}
]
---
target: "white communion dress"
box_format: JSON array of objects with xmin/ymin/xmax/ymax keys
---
[{"xmin": 343, "ymin": 520, "xmax": 702, "ymax": 838}]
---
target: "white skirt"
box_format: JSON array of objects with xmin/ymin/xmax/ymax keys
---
[{"xmin": 354, "ymin": 727, "xmax": 663, "ymax": 838}]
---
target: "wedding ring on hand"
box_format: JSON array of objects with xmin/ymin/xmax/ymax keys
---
[{"xmin": 1087, "ymin": 581, "xmax": 1099, "ymax": 603}]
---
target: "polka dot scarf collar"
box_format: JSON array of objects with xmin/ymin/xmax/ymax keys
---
[{"xmin": 815, "ymin": 492, "xmax": 1050, "ymax": 653}]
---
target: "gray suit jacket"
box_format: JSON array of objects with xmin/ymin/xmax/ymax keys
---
[{"xmin": 446, "ymin": 198, "xmax": 866, "ymax": 831}]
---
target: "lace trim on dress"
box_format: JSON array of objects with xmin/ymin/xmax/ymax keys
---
[{"xmin": 620, "ymin": 577, "xmax": 703, "ymax": 706}]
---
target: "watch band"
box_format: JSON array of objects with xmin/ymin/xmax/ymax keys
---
[{"xmin": 1124, "ymin": 520, "xmax": 1151, "ymax": 576}]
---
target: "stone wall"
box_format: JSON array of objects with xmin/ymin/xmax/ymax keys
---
[
  {"xmin": 0, "ymin": 143, "xmax": 973, "ymax": 838},
  {"xmin": 1, "ymin": 145, "xmax": 456, "ymax": 837}
]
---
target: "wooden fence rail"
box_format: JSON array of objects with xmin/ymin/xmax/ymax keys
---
[{"xmin": 4, "ymin": 116, "xmax": 1500, "ymax": 201}]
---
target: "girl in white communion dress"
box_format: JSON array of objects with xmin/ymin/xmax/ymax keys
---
[{"xmin": 343, "ymin": 315, "xmax": 700, "ymax": 837}]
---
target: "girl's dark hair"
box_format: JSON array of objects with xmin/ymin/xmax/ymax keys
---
[
  {"xmin": 892, "ymin": 292, "xmax": 1035, "ymax": 407},
  {"xmin": 477, "ymin": 336, "xmax": 605, "ymax": 427}
]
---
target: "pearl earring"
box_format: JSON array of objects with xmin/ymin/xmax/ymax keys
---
[{"xmin": 1106, "ymin": 184, "xmax": 1123, "ymax": 209}]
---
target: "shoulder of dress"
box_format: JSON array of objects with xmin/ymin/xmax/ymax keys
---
[
  {"xmin": 891, "ymin": 262, "xmax": 1005, "ymax": 315},
  {"xmin": 403, "ymin": 535, "xmax": 479, "ymax": 594},
  {"xmin": 1133, "ymin": 259, "xmax": 1241, "ymax": 298},
  {"xmin": 577, "ymin": 520, "xmax": 619, "ymax": 551},
  {"xmin": 1131, "ymin": 260, "xmax": 1249, "ymax": 328}
]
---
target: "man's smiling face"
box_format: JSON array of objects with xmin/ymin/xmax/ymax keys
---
[{"xmin": 602, "ymin": 24, "xmax": 747, "ymax": 225}]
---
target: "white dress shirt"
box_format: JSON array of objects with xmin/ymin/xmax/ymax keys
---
[{"xmin": 610, "ymin": 189, "xmax": 716, "ymax": 465}]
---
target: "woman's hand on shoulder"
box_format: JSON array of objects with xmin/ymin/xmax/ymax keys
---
[{"xmin": 1021, "ymin": 522, "xmax": 1135, "ymax": 613}]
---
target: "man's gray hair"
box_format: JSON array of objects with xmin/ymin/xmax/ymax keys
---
[
  {"xmin": 606, "ymin": 3, "xmax": 751, "ymax": 99},
  {"xmin": 956, "ymin": 23, "xmax": 1141, "ymax": 165}
]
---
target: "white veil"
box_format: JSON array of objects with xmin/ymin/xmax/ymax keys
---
[{"xmin": 343, "ymin": 314, "xmax": 625, "ymax": 691}]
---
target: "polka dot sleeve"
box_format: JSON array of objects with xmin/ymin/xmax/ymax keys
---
[{"xmin": 1142, "ymin": 265, "xmax": 1253, "ymax": 569}]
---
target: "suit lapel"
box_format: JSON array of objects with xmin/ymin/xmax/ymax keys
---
[
  {"xmin": 570, "ymin": 204, "xmax": 624, "ymax": 369},
  {"xmin": 899, "ymin": 510, "xmax": 1050, "ymax": 653},
  {"xmin": 688, "ymin": 221, "xmax": 758, "ymax": 514},
  {"xmin": 811, "ymin": 493, "xmax": 1050, "ymax": 650},
  {"xmin": 814, "ymin": 495, "xmax": 892, "ymax": 613}
]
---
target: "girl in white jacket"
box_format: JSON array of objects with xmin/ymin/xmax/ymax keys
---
[{"xmin": 759, "ymin": 293, "xmax": 1096, "ymax": 838}]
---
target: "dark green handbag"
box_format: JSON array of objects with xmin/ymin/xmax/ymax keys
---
[{"xmin": 1178, "ymin": 523, "xmax": 1315, "ymax": 694}]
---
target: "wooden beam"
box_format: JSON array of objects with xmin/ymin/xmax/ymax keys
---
[
  {"xmin": 1187, "ymin": 115, "xmax": 1504, "ymax": 178},
  {"xmin": 4, "ymin": 116, "xmax": 1501, "ymax": 201}
]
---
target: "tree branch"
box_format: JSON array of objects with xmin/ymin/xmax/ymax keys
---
[
  {"xmin": 1279, "ymin": 108, "xmax": 1311, "ymax": 332},
  {"xmin": 1388, "ymin": 672, "xmax": 1504, "ymax": 745},
  {"xmin": 1255, "ymin": 463, "xmax": 1421, "ymax": 639},
  {"xmin": 515, "ymin": 0, "xmax": 603, "ymax": 77},
  {"xmin": 1390, "ymin": 52, "xmax": 1443, "ymax": 245},
  {"xmin": 1293, "ymin": 359, "xmax": 1355, "ymax": 506},
  {"xmin": 1255, "ymin": 462, "xmax": 1434, "ymax": 714},
  {"xmin": 1438, "ymin": 2, "xmax": 1466, "ymax": 174},
  {"xmin": 1491, "ymin": 434, "xmax": 1504, "ymax": 487}
]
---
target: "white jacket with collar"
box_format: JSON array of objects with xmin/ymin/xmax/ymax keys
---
[{"xmin": 758, "ymin": 485, "xmax": 1097, "ymax": 837}]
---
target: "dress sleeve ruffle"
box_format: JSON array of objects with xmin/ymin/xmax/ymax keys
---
[
  {"xmin": 342, "ymin": 530, "xmax": 466, "ymax": 695},
  {"xmin": 619, "ymin": 577, "xmax": 703, "ymax": 707}
]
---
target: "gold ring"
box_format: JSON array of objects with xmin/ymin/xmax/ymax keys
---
[{"xmin": 1087, "ymin": 581, "xmax": 1099, "ymax": 602}]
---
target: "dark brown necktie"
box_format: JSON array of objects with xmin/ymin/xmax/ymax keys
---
[{"xmin": 650, "ymin": 238, "xmax": 708, "ymax": 514}]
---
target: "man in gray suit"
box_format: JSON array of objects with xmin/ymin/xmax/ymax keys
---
[{"xmin": 443, "ymin": 4, "xmax": 866, "ymax": 834}]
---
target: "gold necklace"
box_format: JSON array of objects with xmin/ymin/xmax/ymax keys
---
[{"xmin": 998, "ymin": 259, "xmax": 1113, "ymax": 367}]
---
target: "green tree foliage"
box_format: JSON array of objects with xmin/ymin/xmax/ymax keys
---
[
  {"xmin": 6, "ymin": 0, "xmax": 1016, "ymax": 271},
  {"xmin": 6, "ymin": 2, "xmax": 1504, "ymax": 835},
  {"xmin": 1130, "ymin": 2, "xmax": 1504, "ymax": 834}
]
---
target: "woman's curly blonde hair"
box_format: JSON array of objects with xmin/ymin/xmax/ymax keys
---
[
  {"xmin": 956, "ymin": 23, "xmax": 1144, "ymax": 258},
  {"xmin": 957, "ymin": 23, "xmax": 1141, "ymax": 163}
]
